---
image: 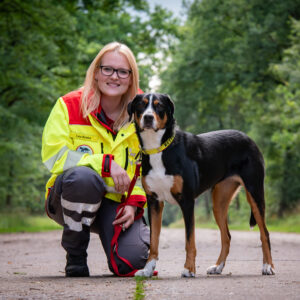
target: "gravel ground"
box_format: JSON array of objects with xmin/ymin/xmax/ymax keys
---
[{"xmin": 0, "ymin": 228, "xmax": 300, "ymax": 299}]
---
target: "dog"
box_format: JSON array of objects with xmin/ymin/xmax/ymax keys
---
[{"xmin": 128, "ymin": 93, "xmax": 275, "ymax": 278}]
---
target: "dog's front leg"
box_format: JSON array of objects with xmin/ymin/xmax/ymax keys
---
[
  {"xmin": 135, "ymin": 196, "xmax": 164, "ymax": 277},
  {"xmin": 180, "ymin": 201, "xmax": 196, "ymax": 278}
]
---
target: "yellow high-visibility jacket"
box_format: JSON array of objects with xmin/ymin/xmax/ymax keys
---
[{"xmin": 41, "ymin": 89, "xmax": 146, "ymax": 208}]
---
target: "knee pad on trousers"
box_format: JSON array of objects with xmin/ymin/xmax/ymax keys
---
[{"xmin": 62, "ymin": 166, "xmax": 106, "ymax": 203}]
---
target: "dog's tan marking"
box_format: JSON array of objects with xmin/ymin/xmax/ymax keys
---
[
  {"xmin": 148, "ymin": 201, "xmax": 164, "ymax": 262},
  {"xmin": 212, "ymin": 175, "xmax": 274, "ymax": 271},
  {"xmin": 171, "ymin": 175, "xmax": 183, "ymax": 196},
  {"xmin": 184, "ymin": 215, "xmax": 196, "ymax": 274},
  {"xmin": 212, "ymin": 176, "xmax": 241, "ymax": 266},
  {"xmin": 245, "ymin": 190, "xmax": 274, "ymax": 268},
  {"xmin": 231, "ymin": 176, "xmax": 273, "ymax": 268},
  {"xmin": 142, "ymin": 176, "xmax": 152, "ymax": 196},
  {"xmin": 153, "ymin": 99, "xmax": 159, "ymax": 106},
  {"xmin": 143, "ymin": 98, "xmax": 149, "ymax": 104},
  {"xmin": 154, "ymin": 113, "xmax": 167, "ymax": 129},
  {"xmin": 134, "ymin": 114, "xmax": 142, "ymax": 128}
]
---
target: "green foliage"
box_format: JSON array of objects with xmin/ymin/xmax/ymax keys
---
[
  {"xmin": 161, "ymin": 0, "xmax": 300, "ymax": 216},
  {"xmin": 262, "ymin": 19, "xmax": 300, "ymax": 215},
  {"xmin": 0, "ymin": 0, "xmax": 80, "ymax": 211},
  {"xmin": 0, "ymin": 0, "xmax": 178, "ymax": 212},
  {"xmin": 1, "ymin": 0, "xmax": 299, "ymax": 221}
]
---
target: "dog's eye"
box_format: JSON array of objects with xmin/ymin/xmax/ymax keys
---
[
  {"xmin": 155, "ymin": 103, "xmax": 164, "ymax": 111},
  {"xmin": 136, "ymin": 102, "xmax": 146, "ymax": 110}
]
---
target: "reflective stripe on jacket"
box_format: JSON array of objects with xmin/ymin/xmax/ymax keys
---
[{"xmin": 42, "ymin": 90, "xmax": 145, "ymax": 207}]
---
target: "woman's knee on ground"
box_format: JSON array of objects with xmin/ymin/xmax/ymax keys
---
[
  {"xmin": 107, "ymin": 219, "xmax": 150, "ymax": 275},
  {"xmin": 108, "ymin": 244, "xmax": 149, "ymax": 275}
]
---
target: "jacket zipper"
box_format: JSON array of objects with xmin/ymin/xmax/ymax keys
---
[
  {"xmin": 124, "ymin": 147, "xmax": 129, "ymax": 170},
  {"xmin": 101, "ymin": 143, "xmax": 104, "ymax": 154}
]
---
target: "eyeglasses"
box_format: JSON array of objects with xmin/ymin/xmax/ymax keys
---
[{"xmin": 99, "ymin": 65, "xmax": 132, "ymax": 79}]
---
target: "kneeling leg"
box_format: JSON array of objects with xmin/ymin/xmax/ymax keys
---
[{"xmin": 94, "ymin": 198, "xmax": 150, "ymax": 276}]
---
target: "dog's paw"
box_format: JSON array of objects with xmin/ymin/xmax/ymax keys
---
[
  {"xmin": 135, "ymin": 269, "xmax": 151, "ymax": 277},
  {"xmin": 135, "ymin": 259, "xmax": 157, "ymax": 278},
  {"xmin": 181, "ymin": 268, "xmax": 195, "ymax": 278},
  {"xmin": 206, "ymin": 262, "xmax": 225, "ymax": 275},
  {"xmin": 262, "ymin": 263, "xmax": 275, "ymax": 275}
]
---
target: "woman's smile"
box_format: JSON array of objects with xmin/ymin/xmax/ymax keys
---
[{"xmin": 96, "ymin": 51, "xmax": 132, "ymax": 99}]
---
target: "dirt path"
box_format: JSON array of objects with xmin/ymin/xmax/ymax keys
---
[{"xmin": 0, "ymin": 228, "xmax": 300, "ymax": 299}]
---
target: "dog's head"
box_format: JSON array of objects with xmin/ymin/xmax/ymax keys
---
[{"xmin": 128, "ymin": 93, "xmax": 175, "ymax": 131}]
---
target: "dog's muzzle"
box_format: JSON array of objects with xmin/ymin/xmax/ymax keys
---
[{"xmin": 142, "ymin": 114, "xmax": 155, "ymax": 129}]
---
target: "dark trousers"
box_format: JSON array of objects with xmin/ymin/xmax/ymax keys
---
[{"xmin": 46, "ymin": 166, "xmax": 150, "ymax": 275}]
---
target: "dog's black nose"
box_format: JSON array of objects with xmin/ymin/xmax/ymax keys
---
[{"xmin": 143, "ymin": 114, "xmax": 154, "ymax": 126}]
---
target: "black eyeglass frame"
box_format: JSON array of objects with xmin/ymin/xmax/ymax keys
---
[{"xmin": 99, "ymin": 65, "xmax": 132, "ymax": 79}]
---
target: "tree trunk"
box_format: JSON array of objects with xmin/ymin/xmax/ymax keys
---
[
  {"xmin": 204, "ymin": 191, "xmax": 210, "ymax": 218},
  {"xmin": 5, "ymin": 166, "xmax": 13, "ymax": 207}
]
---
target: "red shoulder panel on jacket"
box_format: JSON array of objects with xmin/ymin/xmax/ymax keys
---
[{"xmin": 62, "ymin": 90, "xmax": 91, "ymax": 125}]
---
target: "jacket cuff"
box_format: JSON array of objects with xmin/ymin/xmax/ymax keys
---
[
  {"xmin": 126, "ymin": 195, "xmax": 146, "ymax": 209},
  {"xmin": 102, "ymin": 154, "xmax": 114, "ymax": 177},
  {"xmin": 126, "ymin": 195, "xmax": 146, "ymax": 220}
]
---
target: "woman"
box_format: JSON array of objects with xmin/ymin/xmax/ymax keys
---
[{"xmin": 42, "ymin": 42, "xmax": 149, "ymax": 277}]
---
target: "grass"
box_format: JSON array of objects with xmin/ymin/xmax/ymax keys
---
[
  {"xmin": 134, "ymin": 277, "xmax": 146, "ymax": 300},
  {"xmin": 168, "ymin": 192, "xmax": 300, "ymax": 233},
  {"xmin": 0, "ymin": 210, "xmax": 299, "ymax": 234},
  {"xmin": 134, "ymin": 276, "xmax": 160, "ymax": 300},
  {"xmin": 267, "ymin": 214, "xmax": 300, "ymax": 233},
  {"xmin": 0, "ymin": 212, "xmax": 61, "ymax": 233},
  {"xmin": 169, "ymin": 213, "xmax": 300, "ymax": 233}
]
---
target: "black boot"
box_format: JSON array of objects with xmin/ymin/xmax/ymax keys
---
[{"xmin": 65, "ymin": 253, "xmax": 90, "ymax": 277}]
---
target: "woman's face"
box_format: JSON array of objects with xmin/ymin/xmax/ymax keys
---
[{"xmin": 95, "ymin": 51, "xmax": 132, "ymax": 99}]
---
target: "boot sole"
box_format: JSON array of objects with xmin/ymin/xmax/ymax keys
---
[{"xmin": 65, "ymin": 265, "xmax": 90, "ymax": 277}]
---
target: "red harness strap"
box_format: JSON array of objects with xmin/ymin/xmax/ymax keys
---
[{"xmin": 110, "ymin": 163, "xmax": 144, "ymax": 277}]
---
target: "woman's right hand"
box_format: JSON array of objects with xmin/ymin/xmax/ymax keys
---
[{"xmin": 110, "ymin": 160, "xmax": 131, "ymax": 194}]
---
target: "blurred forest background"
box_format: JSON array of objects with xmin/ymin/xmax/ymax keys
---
[{"xmin": 0, "ymin": 0, "xmax": 299, "ymax": 231}]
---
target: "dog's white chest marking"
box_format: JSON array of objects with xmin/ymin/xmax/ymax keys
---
[
  {"xmin": 146, "ymin": 153, "xmax": 177, "ymax": 205},
  {"xmin": 141, "ymin": 129, "xmax": 177, "ymax": 205}
]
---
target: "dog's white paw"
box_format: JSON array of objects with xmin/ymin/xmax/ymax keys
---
[
  {"xmin": 135, "ymin": 259, "xmax": 157, "ymax": 277},
  {"xmin": 206, "ymin": 262, "xmax": 225, "ymax": 275},
  {"xmin": 181, "ymin": 268, "xmax": 195, "ymax": 278},
  {"xmin": 262, "ymin": 263, "xmax": 275, "ymax": 275}
]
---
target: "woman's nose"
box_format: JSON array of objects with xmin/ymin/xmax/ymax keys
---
[{"xmin": 111, "ymin": 70, "xmax": 118, "ymax": 79}]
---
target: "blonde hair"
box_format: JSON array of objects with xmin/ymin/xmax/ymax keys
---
[{"xmin": 81, "ymin": 42, "xmax": 139, "ymax": 131}]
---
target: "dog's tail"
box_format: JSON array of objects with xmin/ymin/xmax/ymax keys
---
[{"xmin": 250, "ymin": 210, "xmax": 257, "ymax": 228}]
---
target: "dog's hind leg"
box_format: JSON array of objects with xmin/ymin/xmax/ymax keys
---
[
  {"xmin": 245, "ymin": 190, "xmax": 275, "ymax": 275},
  {"xmin": 180, "ymin": 200, "xmax": 197, "ymax": 278},
  {"xmin": 135, "ymin": 197, "xmax": 164, "ymax": 277},
  {"xmin": 207, "ymin": 177, "xmax": 240, "ymax": 275}
]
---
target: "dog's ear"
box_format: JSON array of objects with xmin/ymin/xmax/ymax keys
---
[
  {"xmin": 162, "ymin": 94, "xmax": 174, "ymax": 116},
  {"xmin": 128, "ymin": 94, "xmax": 144, "ymax": 121}
]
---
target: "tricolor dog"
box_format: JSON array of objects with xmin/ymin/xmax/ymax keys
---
[{"xmin": 128, "ymin": 93, "xmax": 275, "ymax": 278}]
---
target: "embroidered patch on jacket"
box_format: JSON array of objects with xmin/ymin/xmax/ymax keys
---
[{"xmin": 76, "ymin": 145, "xmax": 94, "ymax": 154}]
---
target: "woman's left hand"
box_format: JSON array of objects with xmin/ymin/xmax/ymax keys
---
[{"xmin": 112, "ymin": 205, "xmax": 137, "ymax": 230}]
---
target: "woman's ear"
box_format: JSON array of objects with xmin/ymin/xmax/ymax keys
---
[{"xmin": 94, "ymin": 70, "xmax": 99, "ymax": 81}]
